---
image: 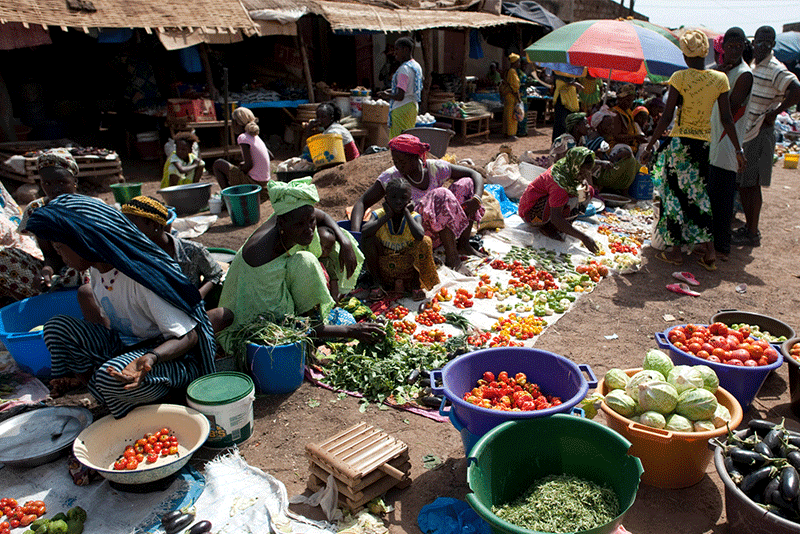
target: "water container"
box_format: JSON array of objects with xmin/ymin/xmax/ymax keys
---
[
  {"xmin": 628, "ymin": 166, "xmax": 654, "ymax": 200},
  {"xmin": 186, "ymin": 372, "xmax": 255, "ymax": 448},
  {"xmin": 350, "ymin": 88, "xmax": 370, "ymax": 118}
]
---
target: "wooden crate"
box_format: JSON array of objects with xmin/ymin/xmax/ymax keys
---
[
  {"xmin": 0, "ymin": 151, "xmax": 123, "ymax": 187},
  {"xmin": 305, "ymin": 422, "xmax": 411, "ymax": 512}
]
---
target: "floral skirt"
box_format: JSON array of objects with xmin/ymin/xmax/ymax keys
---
[
  {"xmin": 377, "ymin": 236, "xmax": 440, "ymax": 290},
  {"xmin": 653, "ymin": 137, "xmax": 712, "ymax": 247},
  {"xmin": 417, "ymin": 177, "xmax": 485, "ymax": 248}
]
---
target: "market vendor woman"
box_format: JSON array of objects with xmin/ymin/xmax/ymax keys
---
[{"xmin": 26, "ymin": 195, "xmax": 216, "ymax": 418}]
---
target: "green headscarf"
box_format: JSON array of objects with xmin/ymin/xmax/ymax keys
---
[
  {"xmin": 564, "ymin": 112, "xmax": 586, "ymax": 135},
  {"xmin": 267, "ymin": 177, "xmax": 319, "ymax": 216},
  {"xmin": 552, "ymin": 147, "xmax": 594, "ymax": 195}
]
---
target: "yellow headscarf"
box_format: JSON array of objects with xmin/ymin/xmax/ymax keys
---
[
  {"xmin": 508, "ymin": 53, "xmax": 520, "ymax": 63},
  {"xmin": 680, "ymin": 30, "xmax": 709, "ymax": 58},
  {"xmin": 120, "ymin": 195, "xmax": 169, "ymax": 226},
  {"xmin": 267, "ymin": 177, "xmax": 319, "ymax": 216}
]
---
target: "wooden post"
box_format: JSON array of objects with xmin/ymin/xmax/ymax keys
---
[
  {"xmin": 296, "ymin": 22, "xmax": 315, "ymax": 103},
  {"xmin": 462, "ymin": 30, "xmax": 470, "ymax": 102},
  {"xmin": 223, "ymin": 67, "xmax": 230, "ymax": 158},
  {"xmin": 421, "ymin": 30, "xmax": 433, "ymax": 113},
  {"xmin": 199, "ymin": 43, "xmax": 220, "ymax": 100}
]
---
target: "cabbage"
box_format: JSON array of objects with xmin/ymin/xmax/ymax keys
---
[
  {"xmin": 639, "ymin": 411, "xmax": 667, "ymax": 429},
  {"xmin": 643, "ymin": 349, "xmax": 674, "ymax": 379},
  {"xmin": 605, "ymin": 389, "xmax": 637, "ymax": 417},
  {"xmin": 629, "ymin": 415, "xmax": 641, "ymax": 424},
  {"xmin": 693, "ymin": 364, "xmax": 720, "ymax": 394},
  {"xmin": 712, "ymin": 403, "xmax": 732, "ymax": 428},
  {"xmin": 637, "ymin": 381, "xmax": 679, "ymax": 414},
  {"xmin": 625, "ymin": 369, "xmax": 666, "ymax": 399},
  {"xmin": 676, "ymin": 388, "xmax": 718, "ymax": 421},
  {"xmin": 604, "ymin": 368, "xmax": 630, "ymax": 391},
  {"xmin": 665, "ymin": 413, "xmax": 694, "ymax": 432},
  {"xmin": 667, "ymin": 365, "xmax": 705, "ymax": 394},
  {"xmin": 693, "ymin": 420, "xmax": 717, "ymax": 432}
]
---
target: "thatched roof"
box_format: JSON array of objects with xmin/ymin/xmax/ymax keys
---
[{"xmin": 0, "ymin": 0, "xmax": 257, "ymax": 33}]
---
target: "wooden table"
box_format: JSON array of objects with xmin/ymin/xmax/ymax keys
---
[{"xmin": 432, "ymin": 113, "xmax": 491, "ymax": 143}]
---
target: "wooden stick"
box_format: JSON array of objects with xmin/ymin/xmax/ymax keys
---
[{"xmin": 296, "ymin": 22, "xmax": 315, "ymax": 104}]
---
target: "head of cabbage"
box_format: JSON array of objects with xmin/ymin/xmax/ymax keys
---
[
  {"xmin": 643, "ymin": 349, "xmax": 674, "ymax": 379},
  {"xmin": 625, "ymin": 369, "xmax": 666, "ymax": 399},
  {"xmin": 665, "ymin": 413, "xmax": 694, "ymax": 432},
  {"xmin": 667, "ymin": 365, "xmax": 705, "ymax": 394},
  {"xmin": 639, "ymin": 410, "xmax": 667, "ymax": 429},
  {"xmin": 637, "ymin": 380, "xmax": 679, "ymax": 414},
  {"xmin": 693, "ymin": 420, "xmax": 717, "ymax": 432},
  {"xmin": 693, "ymin": 365, "xmax": 719, "ymax": 394},
  {"xmin": 604, "ymin": 368, "xmax": 630, "ymax": 391},
  {"xmin": 605, "ymin": 389, "xmax": 637, "ymax": 417},
  {"xmin": 712, "ymin": 403, "xmax": 732, "ymax": 429},
  {"xmin": 676, "ymin": 387, "xmax": 718, "ymax": 421}
]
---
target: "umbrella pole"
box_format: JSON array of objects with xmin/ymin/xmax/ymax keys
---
[{"xmin": 603, "ymin": 69, "xmax": 612, "ymax": 107}]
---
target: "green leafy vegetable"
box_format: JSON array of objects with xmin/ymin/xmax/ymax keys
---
[{"xmin": 218, "ymin": 314, "xmax": 313, "ymax": 372}]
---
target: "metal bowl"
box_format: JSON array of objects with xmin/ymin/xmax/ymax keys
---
[
  {"xmin": 73, "ymin": 404, "xmax": 209, "ymax": 484},
  {"xmin": 157, "ymin": 182, "xmax": 212, "ymax": 216},
  {"xmin": 0, "ymin": 406, "xmax": 93, "ymax": 467}
]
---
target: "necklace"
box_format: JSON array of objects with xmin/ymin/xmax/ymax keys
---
[
  {"xmin": 100, "ymin": 269, "xmax": 119, "ymax": 291},
  {"xmin": 406, "ymin": 160, "xmax": 425, "ymax": 187}
]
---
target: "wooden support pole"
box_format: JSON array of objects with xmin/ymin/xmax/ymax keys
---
[
  {"xmin": 461, "ymin": 30, "xmax": 470, "ymax": 102},
  {"xmin": 296, "ymin": 22, "xmax": 315, "ymax": 103},
  {"xmin": 199, "ymin": 43, "xmax": 220, "ymax": 100},
  {"xmin": 223, "ymin": 67, "xmax": 230, "ymax": 158},
  {"xmin": 420, "ymin": 30, "xmax": 433, "ymax": 113}
]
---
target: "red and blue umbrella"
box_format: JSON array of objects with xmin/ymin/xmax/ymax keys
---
[{"xmin": 525, "ymin": 19, "xmax": 687, "ymax": 83}]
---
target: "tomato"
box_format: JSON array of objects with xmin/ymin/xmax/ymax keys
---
[
  {"xmin": 498, "ymin": 371, "xmax": 509, "ymax": 382},
  {"xmin": 710, "ymin": 336, "xmax": 728, "ymax": 350},
  {"xmin": 148, "ymin": 435, "xmax": 158, "ymax": 444},
  {"xmin": 8, "ymin": 520, "xmax": 18, "ymax": 529},
  {"xmin": 753, "ymin": 339, "xmax": 770, "ymax": 350},
  {"xmin": 744, "ymin": 359, "xmax": 758, "ymax": 367},
  {"xmin": 687, "ymin": 342, "xmax": 703, "ymax": 355},
  {"xmin": 147, "ymin": 453, "xmax": 159, "ymax": 464},
  {"xmin": 729, "ymin": 349, "xmax": 750, "ymax": 362},
  {"xmin": 764, "ymin": 347, "xmax": 779, "ymax": 364},
  {"xmin": 707, "ymin": 354, "xmax": 721, "ymax": 363},
  {"xmin": 123, "ymin": 448, "xmax": 135, "ymax": 459},
  {"xmin": 159, "ymin": 434, "xmax": 169, "ymax": 442},
  {"xmin": 697, "ymin": 350, "xmax": 711, "ymax": 360},
  {"xmin": 0, "ymin": 523, "xmax": 7, "ymax": 530},
  {"xmin": 136, "ymin": 438, "xmax": 147, "ymax": 447},
  {"xmin": 712, "ymin": 348, "xmax": 727, "ymax": 360},
  {"xmin": 114, "ymin": 458, "xmax": 127, "ymax": 470},
  {"xmin": 35, "ymin": 505, "xmax": 45, "ymax": 517},
  {"xmin": 728, "ymin": 329, "xmax": 744, "ymax": 343},
  {"xmin": 731, "ymin": 359, "xmax": 744, "ymax": 366},
  {"xmin": 700, "ymin": 342, "xmax": 715, "ymax": 354},
  {"xmin": 709, "ymin": 322, "xmax": 728, "ymax": 336},
  {"xmin": 747, "ymin": 344, "xmax": 764, "ymax": 360},
  {"xmin": 19, "ymin": 514, "xmax": 36, "ymax": 527},
  {"xmin": 126, "ymin": 458, "xmax": 138, "ymax": 469}
]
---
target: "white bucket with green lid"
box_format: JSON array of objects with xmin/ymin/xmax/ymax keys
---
[{"xmin": 186, "ymin": 371, "xmax": 254, "ymax": 449}]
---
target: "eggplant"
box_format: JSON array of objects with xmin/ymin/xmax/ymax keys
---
[
  {"xmin": 725, "ymin": 455, "xmax": 744, "ymax": 484},
  {"xmin": 419, "ymin": 378, "xmax": 431, "ymax": 387},
  {"xmin": 164, "ymin": 513, "xmax": 195, "ymax": 534},
  {"xmin": 764, "ymin": 428, "xmax": 785, "ymax": 451},
  {"xmin": 781, "ymin": 466, "xmax": 800, "ymax": 502},
  {"xmin": 730, "ymin": 447, "xmax": 770, "ymax": 468},
  {"xmin": 748, "ymin": 419, "xmax": 777, "ymax": 435},
  {"xmin": 787, "ymin": 451, "xmax": 800, "ymax": 471},
  {"xmin": 789, "ymin": 435, "xmax": 800, "ymax": 448},
  {"xmin": 754, "ymin": 441, "xmax": 774, "ymax": 458},
  {"xmin": 420, "ymin": 396, "xmax": 443, "ymax": 408},
  {"xmin": 188, "ymin": 521, "xmax": 212, "ymax": 534},
  {"xmin": 161, "ymin": 511, "xmax": 183, "ymax": 525},
  {"xmin": 406, "ymin": 369, "xmax": 420, "ymax": 385},
  {"xmin": 765, "ymin": 476, "xmax": 781, "ymax": 505},
  {"xmin": 740, "ymin": 466, "xmax": 777, "ymax": 494}
]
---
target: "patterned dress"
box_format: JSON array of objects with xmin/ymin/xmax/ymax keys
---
[{"xmin": 370, "ymin": 208, "xmax": 440, "ymax": 290}]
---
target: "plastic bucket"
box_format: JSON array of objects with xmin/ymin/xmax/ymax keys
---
[
  {"xmin": 0, "ymin": 289, "xmax": 82, "ymax": 377},
  {"xmin": 466, "ymin": 415, "xmax": 643, "ymax": 534},
  {"xmin": 782, "ymin": 338, "xmax": 800, "ymax": 417},
  {"xmin": 246, "ymin": 341, "xmax": 306, "ymax": 394},
  {"xmin": 110, "ymin": 182, "xmax": 142, "ymax": 205},
  {"xmin": 655, "ymin": 324, "xmax": 783, "ymax": 411},
  {"xmin": 784, "ymin": 153, "xmax": 799, "ymax": 169},
  {"xmin": 306, "ymin": 133, "xmax": 345, "ymax": 169},
  {"xmin": 628, "ymin": 170, "xmax": 654, "ymax": 200},
  {"xmin": 186, "ymin": 371, "xmax": 255, "ymax": 449},
  {"xmin": 135, "ymin": 131, "xmax": 160, "ymax": 161},
  {"xmin": 221, "ymin": 184, "xmax": 262, "ymax": 227},
  {"xmin": 401, "ymin": 127, "xmax": 455, "ymax": 159},
  {"xmin": 714, "ymin": 428, "xmax": 800, "ymax": 534},
  {"xmin": 709, "ymin": 309, "xmax": 795, "ymax": 348},
  {"xmin": 430, "ymin": 347, "xmax": 596, "ymax": 441},
  {"xmin": 599, "ymin": 368, "xmax": 743, "ymax": 489},
  {"xmin": 335, "ymin": 220, "xmax": 362, "ymax": 246}
]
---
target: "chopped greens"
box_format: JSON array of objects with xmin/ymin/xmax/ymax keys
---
[
  {"xmin": 492, "ymin": 474, "xmax": 619, "ymax": 533},
  {"xmin": 217, "ymin": 314, "xmax": 313, "ymax": 372}
]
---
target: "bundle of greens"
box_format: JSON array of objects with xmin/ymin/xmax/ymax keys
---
[{"xmin": 218, "ymin": 314, "xmax": 313, "ymax": 372}]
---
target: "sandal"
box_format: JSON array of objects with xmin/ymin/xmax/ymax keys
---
[
  {"xmin": 655, "ymin": 251, "xmax": 683, "ymax": 266},
  {"xmin": 671, "ymin": 271, "xmax": 699, "ymax": 286},
  {"xmin": 666, "ymin": 283, "xmax": 700, "ymax": 297},
  {"xmin": 697, "ymin": 257, "xmax": 717, "ymax": 272}
]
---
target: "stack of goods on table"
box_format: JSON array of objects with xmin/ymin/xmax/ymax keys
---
[
  {"xmin": 437, "ymin": 101, "xmax": 489, "ymax": 119},
  {"xmin": 0, "ymin": 142, "xmax": 122, "ymax": 189}
]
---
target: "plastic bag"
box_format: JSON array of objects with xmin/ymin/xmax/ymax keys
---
[
  {"xmin": 417, "ymin": 497, "xmax": 491, "ymax": 534},
  {"xmin": 513, "ymin": 102, "xmax": 525, "ymax": 122}
]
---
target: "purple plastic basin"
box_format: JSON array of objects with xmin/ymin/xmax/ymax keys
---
[
  {"xmin": 430, "ymin": 347, "xmax": 595, "ymax": 442},
  {"xmin": 655, "ymin": 324, "xmax": 782, "ymax": 412}
]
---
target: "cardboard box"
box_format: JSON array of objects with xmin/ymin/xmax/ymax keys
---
[{"xmin": 167, "ymin": 98, "xmax": 217, "ymax": 122}]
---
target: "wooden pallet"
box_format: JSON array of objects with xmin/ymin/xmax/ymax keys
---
[
  {"xmin": 305, "ymin": 422, "xmax": 411, "ymax": 512},
  {"xmin": 0, "ymin": 149, "xmax": 123, "ymax": 186}
]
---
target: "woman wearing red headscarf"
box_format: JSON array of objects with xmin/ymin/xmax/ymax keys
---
[{"xmin": 350, "ymin": 134, "xmax": 484, "ymax": 271}]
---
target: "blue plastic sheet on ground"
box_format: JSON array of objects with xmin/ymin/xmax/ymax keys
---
[
  {"xmin": 485, "ymin": 183, "xmax": 518, "ymax": 218},
  {"xmin": 417, "ymin": 497, "xmax": 492, "ymax": 534}
]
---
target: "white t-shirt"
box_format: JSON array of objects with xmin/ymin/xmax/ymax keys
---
[
  {"xmin": 90, "ymin": 267, "xmax": 197, "ymax": 341},
  {"xmin": 391, "ymin": 59, "xmax": 422, "ymax": 111}
]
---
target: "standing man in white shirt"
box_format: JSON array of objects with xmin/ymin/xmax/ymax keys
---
[{"xmin": 378, "ymin": 37, "xmax": 423, "ymax": 139}]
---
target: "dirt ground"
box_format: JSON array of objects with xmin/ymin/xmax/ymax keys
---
[{"xmin": 78, "ymin": 125, "xmax": 800, "ymax": 534}]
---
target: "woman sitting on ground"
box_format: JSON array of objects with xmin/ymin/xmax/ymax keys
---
[
  {"xmin": 212, "ymin": 107, "xmax": 271, "ymax": 199},
  {"xmin": 517, "ymin": 147, "xmax": 600, "ymax": 253},
  {"xmin": 26, "ymin": 195, "xmax": 216, "ymax": 418},
  {"xmin": 161, "ymin": 132, "xmax": 205, "ymax": 188},
  {"xmin": 121, "ymin": 196, "xmax": 232, "ymax": 333},
  {"xmin": 593, "ymin": 144, "xmax": 639, "ymax": 194},
  {"xmin": 217, "ymin": 178, "xmax": 383, "ymax": 353},
  {"xmin": 360, "ymin": 176, "xmax": 440, "ymax": 301},
  {"xmin": 303, "ymin": 103, "xmax": 360, "ymax": 164},
  {"xmin": 18, "ymin": 149, "xmax": 88, "ymax": 294},
  {"xmin": 350, "ymin": 134, "xmax": 484, "ymax": 271}
]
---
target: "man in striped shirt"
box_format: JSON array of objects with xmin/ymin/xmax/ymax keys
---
[{"xmin": 734, "ymin": 26, "xmax": 800, "ymax": 247}]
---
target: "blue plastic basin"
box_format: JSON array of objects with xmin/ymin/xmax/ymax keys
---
[{"xmin": 246, "ymin": 341, "xmax": 307, "ymax": 394}]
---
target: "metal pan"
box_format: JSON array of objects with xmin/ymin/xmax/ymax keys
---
[{"xmin": 0, "ymin": 406, "xmax": 93, "ymax": 467}]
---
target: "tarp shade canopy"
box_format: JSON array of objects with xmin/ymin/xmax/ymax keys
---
[
  {"xmin": 775, "ymin": 31, "xmax": 800, "ymax": 65},
  {"xmin": 501, "ymin": 1, "xmax": 564, "ymax": 31}
]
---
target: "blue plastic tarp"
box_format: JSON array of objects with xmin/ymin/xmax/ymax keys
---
[
  {"xmin": 502, "ymin": 1, "xmax": 565, "ymax": 31},
  {"xmin": 485, "ymin": 183, "xmax": 519, "ymax": 218},
  {"xmin": 775, "ymin": 32, "xmax": 800, "ymax": 65}
]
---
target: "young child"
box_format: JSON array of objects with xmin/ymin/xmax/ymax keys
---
[
  {"xmin": 361, "ymin": 176, "xmax": 439, "ymax": 301},
  {"xmin": 161, "ymin": 131, "xmax": 205, "ymax": 188},
  {"xmin": 317, "ymin": 226, "xmax": 341, "ymax": 301}
]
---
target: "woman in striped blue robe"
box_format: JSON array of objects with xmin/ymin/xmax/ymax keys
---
[{"xmin": 26, "ymin": 195, "xmax": 215, "ymax": 418}]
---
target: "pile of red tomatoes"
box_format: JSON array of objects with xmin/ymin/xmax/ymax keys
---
[
  {"xmin": 667, "ymin": 323, "xmax": 780, "ymax": 367},
  {"xmin": 462, "ymin": 371, "xmax": 562, "ymax": 411}
]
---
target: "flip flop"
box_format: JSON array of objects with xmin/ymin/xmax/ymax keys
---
[
  {"xmin": 672, "ymin": 271, "xmax": 700, "ymax": 286},
  {"xmin": 655, "ymin": 251, "xmax": 682, "ymax": 266},
  {"xmin": 666, "ymin": 283, "xmax": 700, "ymax": 297},
  {"xmin": 697, "ymin": 257, "xmax": 717, "ymax": 272}
]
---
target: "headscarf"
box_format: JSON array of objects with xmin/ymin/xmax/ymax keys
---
[
  {"xmin": 549, "ymin": 134, "xmax": 577, "ymax": 159},
  {"xmin": 121, "ymin": 195, "xmax": 169, "ymax": 227},
  {"xmin": 37, "ymin": 148, "xmax": 79, "ymax": 176},
  {"xmin": 388, "ymin": 134, "xmax": 431, "ymax": 163},
  {"xmin": 633, "ymin": 106, "xmax": 649, "ymax": 118},
  {"xmin": 680, "ymin": 29, "xmax": 709, "ymax": 58},
  {"xmin": 508, "ymin": 53, "xmax": 520, "ymax": 63},
  {"xmin": 551, "ymin": 147, "xmax": 594, "ymax": 196},
  {"xmin": 25, "ymin": 194, "xmax": 215, "ymax": 374},
  {"xmin": 617, "ymin": 84, "xmax": 636, "ymax": 98},
  {"xmin": 713, "ymin": 35, "xmax": 725, "ymax": 64},
  {"xmin": 565, "ymin": 112, "xmax": 587, "ymax": 134},
  {"xmin": 267, "ymin": 177, "xmax": 320, "ymax": 216},
  {"xmin": 590, "ymin": 106, "xmax": 615, "ymax": 129}
]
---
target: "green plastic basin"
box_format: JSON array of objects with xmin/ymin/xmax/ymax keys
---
[{"xmin": 466, "ymin": 415, "xmax": 643, "ymax": 534}]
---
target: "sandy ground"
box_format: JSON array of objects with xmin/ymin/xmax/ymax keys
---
[{"xmin": 60, "ymin": 124, "xmax": 800, "ymax": 534}]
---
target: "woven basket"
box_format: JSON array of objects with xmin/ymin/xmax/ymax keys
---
[{"xmin": 361, "ymin": 103, "xmax": 389, "ymax": 124}]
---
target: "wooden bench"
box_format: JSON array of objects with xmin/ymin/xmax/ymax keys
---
[{"xmin": 432, "ymin": 113, "xmax": 491, "ymax": 143}]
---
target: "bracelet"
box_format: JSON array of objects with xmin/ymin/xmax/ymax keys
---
[{"xmin": 146, "ymin": 351, "xmax": 159, "ymax": 364}]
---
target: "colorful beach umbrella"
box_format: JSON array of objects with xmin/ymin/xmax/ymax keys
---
[{"xmin": 525, "ymin": 19, "xmax": 687, "ymax": 84}]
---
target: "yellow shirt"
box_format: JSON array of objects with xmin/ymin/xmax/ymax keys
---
[
  {"xmin": 668, "ymin": 69, "xmax": 730, "ymax": 141},
  {"xmin": 554, "ymin": 79, "xmax": 580, "ymax": 112}
]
